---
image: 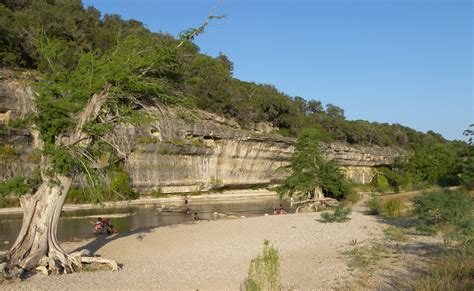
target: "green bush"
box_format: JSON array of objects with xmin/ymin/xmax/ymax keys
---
[
  {"xmin": 412, "ymin": 190, "xmax": 474, "ymax": 239},
  {"xmin": 244, "ymin": 240, "xmax": 280, "ymax": 291},
  {"xmin": 382, "ymin": 198, "xmax": 404, "ymax": 218},
  {"xmin": 109, "ymin": 171, "xmax": 138, "ymax": 200},
  {"xmin": 366, "ymin": 195, "xmax": 382, "ymax": 215},
  {"xmin": 320, "ymin": 205, "xmax": 352, "ymax": 223},
  {"xmin": 66, "ymin": 171, "xmax": 138, "ymax": 204},
  {"xmin": 460, "ymin": 155, "xmax": 474, "ymax": 190}
]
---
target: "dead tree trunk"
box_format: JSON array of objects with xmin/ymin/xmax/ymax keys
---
[{"xmin": 1, "ymin": 85, "xmax": 117, "ymax": 278}]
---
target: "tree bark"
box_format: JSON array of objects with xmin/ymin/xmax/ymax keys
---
[
  {"xmin": 2, "ymin": 85, "xmax": 117, "ymax": 278},
  {"xmin": 8, "ymin": 174, "xmax": 75, "ymax": 274}
]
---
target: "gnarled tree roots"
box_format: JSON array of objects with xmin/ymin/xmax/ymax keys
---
[
  {"xmin": 295, "ymin": 198, "xmax": 339, "ymax": 213},
  {"xmin": 0, "ymin": 249, "xmax": 118, "ymax": 281}
]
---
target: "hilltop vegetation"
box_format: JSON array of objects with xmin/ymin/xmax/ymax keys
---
[{"xmin": 0, "ymin": 0, "xmax": 470, "ymax": 195}]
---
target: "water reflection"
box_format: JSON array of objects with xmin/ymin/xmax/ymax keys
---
[{"xmin": 0, "ymin": 199, "xmax": 290, "ymax": 251}]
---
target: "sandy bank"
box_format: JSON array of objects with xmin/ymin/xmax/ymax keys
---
[{"xmin": 2, "ymin": 203, "xmax": 385, "ymax": 290}]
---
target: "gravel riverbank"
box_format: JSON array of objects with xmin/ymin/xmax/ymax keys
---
[{"xmin": 2, "ymin": 202, "xmax": 386, "ymax": 290}]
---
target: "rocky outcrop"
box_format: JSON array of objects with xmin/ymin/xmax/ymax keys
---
[
  {"xmin": 0, "ymin": 72, "xmax": 38, "ymax": 181},
  {"xmin": 117, "ymin": 107, "xmax": 403, "ymax": 193},
  {"xmin": 0, "ymin": 70, "xmax": 36, "ymax": 122},
  {"xmin": 0, "ymin": 72, "xmax": 404, "ymax": 192}
]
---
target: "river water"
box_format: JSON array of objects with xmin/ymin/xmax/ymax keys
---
[{"xmin": 0, "ymin": 199, "xmax": 290, "ymax": 251}]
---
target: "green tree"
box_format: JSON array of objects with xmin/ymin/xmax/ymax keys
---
[
  {"xmin": 1, "ymin": 1, "xmax": 188, "ymax": 277},
  {"xmin": 277, "ymin": 128, "xmax": 352, "ymax": 200},
  {"xmin": 326, "ymin": 103, "xmax": 345, "ymax": 120},
  {"xmin": 307, "ymin": 99, "xmax": 323, "ymax": 114},
  {"xmin": 461, "ymin": 124, "xmax": 474, "ymax": 189}
]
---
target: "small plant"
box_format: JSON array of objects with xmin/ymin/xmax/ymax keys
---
[
  {"xmin": 320, "ymin": 205, "xmax": 352, "ymax": 223},
  {"xmin": 244, "ymin": 240, "xmax": 280, "ymax": 291},
  {"xmin": 366, "ymin": 194, "xmax": 382, "ymax": 215},
  {"xmin": 170, "ymin": 138, "xmax": 185, "ymax": 146},
  {"xmin": 349, "ymin": 239, "xmax": 358, "ymax": 246},
  {"xmin": 0, "ymin": 145, "xmax": 19, "ymax": 157},
  {"xmin": 344, "ymin": 243, "xmax": 390, "ymax": 273},
  {"xmin": 382, "ymin": 198, "xmax": 404, "ymax": 218},
  {"xmin": 384, "ymin": 226, "xmax": 409, "ymax": 242}
]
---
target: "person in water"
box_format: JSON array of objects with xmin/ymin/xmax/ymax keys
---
[
  {"xmin": 193, "ymin": 212, "xmax": 200, "ymax": 221},
  {"xmin": 91, "ymin": 217, "xmax": 116, "ymax": 234},
  {"xmin": 279, "ymin": 204, "xmax": 287, "ymax": 215},
  {"xmin": 92, "ymin": 217, "xmax": 103, "ymax": 232}
]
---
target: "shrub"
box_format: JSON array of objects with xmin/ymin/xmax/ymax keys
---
[
  {"xmin": 412, "ymin": 189, "xmax": 474, "ymax": 239},
  {"xmin": 366, "ymin": 195, "xmax": 382, "ymax": 215},
  {"xmin": 65, "ymin": 171, "xmax": 138, "ymax": 204},
  {"xmin": 382, "ymin": 198, "xmax": 404, "ymax": 218},
  {"xmin": 0, "ymin": 172, "xmax": 41, "ymax": 201},
  {"xmin": 244, "ymin": 240, "xmax": 280, "ymax": 291},
  {"xmin": 109, "ymin": 171, "xmax": 138, "ymax": 200},
  {"xmin": 460, "ymin": 155, "xmax": 474, "ymax": 190},
  {"xmin": 320, "ymin": 205, "xmax": 352, "ymax": 223}
]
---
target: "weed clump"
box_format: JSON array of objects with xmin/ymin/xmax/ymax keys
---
[
  {"xmin": 366, "ymin": 194, "xmax": 382, "ymax": 215},
  {"xmin": 244, "ymin": 240, "xmax": 280, "ymax": 291},
  {"xmin": 382, "ymin": 198, "xmax": 404, "ymax": 218},
  {"xmin": 384, "ymin": 226, "xmax": 409, "ymax": 242},
  {"xmin": 320, "ymin": 205, "xmax": 352, "ymax": 223}
]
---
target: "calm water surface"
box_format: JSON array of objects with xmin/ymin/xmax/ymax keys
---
[{"xmin": 0, "ymin": 199, "xmax": 290, "ymax": 251}]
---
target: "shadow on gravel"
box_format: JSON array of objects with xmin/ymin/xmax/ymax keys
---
[
  {"xmin": 73, "ymin": 226, "xmax": 156, "ymax": 255},
  {"xmin": 373, "ymin": 263, "xmax": 428, "ymax": 291}
]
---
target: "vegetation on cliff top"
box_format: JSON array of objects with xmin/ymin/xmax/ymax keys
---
[{"xmin": 1, "ymin": 1, "xmax": 469, "ymax": 147}]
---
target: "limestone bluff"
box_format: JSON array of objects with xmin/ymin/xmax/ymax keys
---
[{"xmin": 0, "ymin": 71, "xmax": 404, "ymax": 194}]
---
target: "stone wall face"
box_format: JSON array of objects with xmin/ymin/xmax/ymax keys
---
[
  {"xmin": 0, "ymin": 74, "xmax": 404, "ymax": 192},
  {"xmin": 0, "ymin": 73, "xmax": 38, "ymax": 181},
  {"xmin": 120, "ymin": 108, "xmax": 403, "ymax": 193}
]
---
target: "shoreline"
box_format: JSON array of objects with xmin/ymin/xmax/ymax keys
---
[
  {"xmin": 0, "ymin": 189, "xmax": 281, "ymax": 215},
  {"xmin": 1, "ymin": 186, "xmax": 459, "ymax": 215}
]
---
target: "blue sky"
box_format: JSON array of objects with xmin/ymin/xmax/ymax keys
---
[{"xmin": 83, "ymin": 0, "xmax": 472, "ymax": 141}]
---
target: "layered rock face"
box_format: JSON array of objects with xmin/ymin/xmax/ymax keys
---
[
  {"xmin": 0, "ymin": 73, "xmax": 39, "ymax": 181},
  {"xmin": 119, "ymin": 108, "xmax": 403, "ymax": 193},
  {"xmin": 118, "ymin": 108, "xmax": 295, "ymax": 193},
  {"xmin": 0, "ymin": 73, "xmax": 404, "ymax": 193}
]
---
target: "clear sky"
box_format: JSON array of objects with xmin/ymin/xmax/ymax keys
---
[{"xmin": 83, "ymin": 0, "xmax": 473, "ymax": 141}]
